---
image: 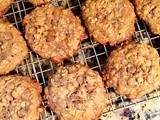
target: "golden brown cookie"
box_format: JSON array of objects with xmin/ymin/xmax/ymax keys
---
[
  {"xmin": 0, "ymin": 0, "xmax": 14, "ymax": 17},
  {"xmin": 0, "ymin": 75, "xmax": 43, "ymax": 120},
  {"xmin": 133, "ymin": 0, "xmax": 160, "ymax": 35},
  {"xmin": 102, "ymin": 42, "xmax": 160, "ymax": 99},
  {"xmin": 82, "ymin": 0, "xmax": 136, "ymax": 45},
  {"xmin": 24, "ymin": 0, "xmax": 51, "ymax": 6},
  {"xmin": 45, "ymin": 64, "xmax": 108, "ymax": 120},
  {"xmin": 0, "ymin": 19, "xmax": 28, "ymax": 75},
  {"xmin": 23, "ymin": 4, "xmax": 87, "ymax": 64}
]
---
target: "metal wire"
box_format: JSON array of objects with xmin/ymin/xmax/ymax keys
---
[{"xmin": 3, "ymin": 0, "xmax": 160, "ymax": 119}]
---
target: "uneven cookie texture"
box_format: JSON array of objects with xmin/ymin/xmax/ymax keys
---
[
  {"xmin": 82, "ymin": 0, "xmax": 136, "ymax": 45},
  {"xmin": 0, "ymin": 0, "xmax": 14, "ymax": 17},
  {"xmin": 102, "ymin": 42, "xmax": 160, "ymax": 99},
  {"xmin": 24, "ymin": 0, "xmax": 51, "ymax": 6},
  {"xmin": 45, "ymin": 64, "xmax": 108, "ymax": 120},
  {"xmin": 23, "ymin": 4, "xmax": 87, "ymax": 63},
  {"xmin": 133, "ymin": 0, "xmax": 160, "ymax": 35},
  {"xmin": 0, "ymin": 75, "xmax": 43, "ymax": 120},
  {"xmin": 0, "ymin": 19, "xmax": 28, "ymax": 74}
]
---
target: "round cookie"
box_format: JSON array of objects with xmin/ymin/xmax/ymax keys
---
[
  {"xmin": 24, "ymin": 0, "xmax": 51, "ymax": 6},
  {"xmin": 0, "ymin": 75, "xmax": 43, "ymax": 120},
  {"xmin": 82, "ymin": 0, "xmax": 136, "ymax": 45},
  {"xmin": 102, "ymin": 42, "xmax": 160, "ymax": 99},
  {"xmin": 23, "ymin": 4, "xmax": 87, "ymax": 64},
  {"xmin": 0, "ymin": 19, "xmax": 28, "ymax": 75},
  {"xmin": 0, "ymin": 0, "xmax": 14, "ymax": 17},
  {"xmin": 45, "ymin": 64, "xmax": 108, "ymax": 120},
  {"xmin": 133, "ymin": 0, "xmax": 160, "ymax": 35}
]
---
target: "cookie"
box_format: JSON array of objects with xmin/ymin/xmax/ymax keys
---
[
  {"xmin": 0, "ymin": 19, "xmax": 28, "ymax": 75},
  {"xmin": 133, "ymin": 0, "xmax": 160, "ymax": 35},
  {"xmin": 24, "ymin": 0, "xmax": 51, "ymax": 6},
  {"xmin": 0, "ymin": 0, "xmax": 14, "ymax": 17},
  {"xmin": 45, "ymin": 64, "xmax": 108, "ymax": 120},
  {"xmin": 0, "ymin": 75, "xmax": 43, "ymax": 120},
  {"xmin": 82, "ymin": 0, "xmax": 136, "ymax": 45},
  {"xmin": 23, "ymin": 4, "xmax": 87, "ymax": 63},
  {"xmin": 102, "ymin": 42, "xmax": 160, "ymax": 99}
]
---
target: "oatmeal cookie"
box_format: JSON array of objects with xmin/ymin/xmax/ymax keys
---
[
  {"xmin": 23, "ymin": 4, "xmax": 87, "ymax": 64},
  {"xmin": 133, "ymin": 0, "xmax": 160, "ymax": 35},
  {"xmin": 24, "ymin": 0, "xmax": 51, "ymax": 6},
  {"xmin": 0, "ymin": 0, "xmax": 14, "ymax": 17},
  {"xmin": 0, "ymin": 19, "xmax": 28, "ymax": 75},
  {"xmin": 82, "ymin": 0, "xmax": 136, "ymax": 45},
  {"xmin": 102, "ymin": 42, "xmax": 160, "ymax": 99},
  {"xmin": 0, "ymin": 75, "xmax": 43, "ymax": 120},
  {"xmin": 45, "ymin": 64, "xmax": 108, "ymax": 120}
]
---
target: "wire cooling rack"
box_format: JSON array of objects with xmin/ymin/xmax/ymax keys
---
[{"xmin": 3, "ymin": 0, "xmax": 160, "ymax": 119}]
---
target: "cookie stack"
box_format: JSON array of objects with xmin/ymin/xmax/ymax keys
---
[{"xmin": 0, "ymin": 0, "xmax": 160, "ymax": 120}]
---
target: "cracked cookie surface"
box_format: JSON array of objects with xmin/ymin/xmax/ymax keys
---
[
  {"xmin": 45, "ymin": 64, "xmax": 108, "ymax": 120},
  {"xmin": 0, "ymin": 75, "xmax": 43, "ymax": 120},
  {"xmin": 23, "ymin": 4, "xmax": 87, "ymax": 64},
  {"xmin": 102, "ymin": 42, "xmax": 160, "ymax": 99},
  {"xmin": 0, "ymin": 19, "xmax": 28, "ymax": 75},
  {"xmin": 0, "ymin": 0, "xmax": 13, "ymax": 17},
  {"xmin": 133, "ymin": 0, "xmax": 160, "ymax": 35},
  {"xmin": 24, "ymin": 0, "xmax": 51, "ymax": 6},
  {"xmin": 82, "ymin": 0, "xmax": 136, "ymax": 45}
]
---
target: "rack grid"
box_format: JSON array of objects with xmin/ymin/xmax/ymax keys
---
[{"xmin": 3, "ymin": 0, "xmax": 160, "ymax": 119}]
